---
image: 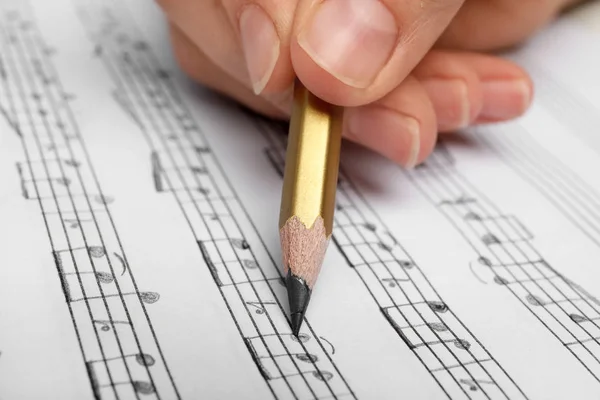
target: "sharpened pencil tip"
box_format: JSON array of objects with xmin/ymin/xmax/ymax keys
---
[
  {"xmin": 286, "ymin": 270, "xmax": 311, "ymax": 336},
  {"xmin": 291, "ymin": 312, "xmax": 303, "ymax": 337}
]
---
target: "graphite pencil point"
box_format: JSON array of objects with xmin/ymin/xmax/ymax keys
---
[{"xmin": 287, "ymin": 270, "xmax": 311, "ymax": 336}]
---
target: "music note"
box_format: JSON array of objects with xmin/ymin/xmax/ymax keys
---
[
  {"xmin": 44, "ymin": 46, "xmax": 57, "ymax": 56},
  {"xmin": 295, "ymin": 353, "xmax": 318, "ymax": 363},
  {"xmin": 93, "ymin": 319, "xmax": 131, "ymax": 331},
  {"xmin": 63, "ymin": 218, "xmax": 91, "ymax": 229},
  {"xmin": 526, "ymin": 294, "xmax": 546, "ymax": 307},
  {"xmin": 427, "ymin": 322, "xmax": 448, "ymax": 332},
  {"xmin": 415, "ymin": 338, "xmax": 470, "ymax": 350},
  {"xmin": 61, "ymin": 245, "xmax": 106, "ymax": 258},
  {"xmin": 477, "ymin": 257, "xmax": 493, "ymax": 267},
  {"xmin": 381, "ymin": 277, "xmax": 409, "ymax": 288},
  {"xmin": 494, "ymin": 276, "xmax": 509, "ymax": 285},
  {"xmin": 291, "ymin": 333, "xmax": 310, "ymax": 343},
  {"xmin": 482, "ymin": 234, "xmax": 501, "ymax": 245},
  {"xmin": 89, "ymin": 352, "xmax": 155, "ymax": 367},
  {"xmin": 464, "ymin": 212, "xmax": 482, "ymax": 220},
  {"xmin": 133, "ymin": 41, "xmax": 148, "ymax": 51},
  {"xmin": 62, "ymin": 93, "xmax": 76, "ymax": 102},
  {"xmin": 378, "ymin": 242, "xmax": 393, "ymax": 252},
  {"xmin": 459, "ymin": 378, "xmax": 494, "ymax": 391},
  {"xmin": 139, "ymin": 292, "xmax": 160, "ymax": 304},
  {"xmin": 197, "ymin": 187, "xmax": 210, "ymax": 196},
  {"xmin": 102, "ymin": 381, "xmax": 154, "ymax": 395},
  {"xmin": 135, "ymin": 353, "xmax": 156, "ymax": 367},
  {"xmin": 231, "ymin": 238, "xmax": 250, "ymax": 250},
  {"xmin": 570, "ymin": 314, "xmax": 599, "ymax": 323},
  {"xmin": 427, "ymin": 301, "xmax": 449, "ymax": 313},
  {"xmin": 246, "ymin": 301, "xmax": 275, "ymax": 314},
  {"xmin": 71, "ymin": 291, "xmax": 159, "ymax": 304},
  {"xmin": 191, "ymin": 166, "xmax": 207, "ymax": 175},
  {"xmin": 312, "ymin": 371, "xmax": 333, "ymax": 381},
  {"xmin": 94, "ymin": 195, "xmax": 114, "ymax": 205},
  {"xmin": 55, "ymin": 177, "xmax": 70, "ymax": 186},
  {"xmin": 363, "ymin": 222, "xmax": 376, "ymax": 232},
  {"xmin": 156, "ymin": 69, "xmax": 170, "ymax": 79},
  {"xmin": 194, "ymin": 146, "xmax": 210, "ymax": 154},
  {"xmin": 64, "ymin": 270, "xmax": 113, "ymax": 284}
]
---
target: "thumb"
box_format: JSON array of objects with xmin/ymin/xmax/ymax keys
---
[{"xmin": 290, "ymin": 0, "xmax": 465, "ymax": 107}]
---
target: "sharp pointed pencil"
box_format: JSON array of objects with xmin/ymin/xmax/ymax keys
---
[{"xmin": 279, "ymin": 79, "xmax": 343, "ymax": 336}]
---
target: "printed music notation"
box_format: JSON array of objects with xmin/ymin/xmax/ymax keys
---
[
  {"xmin": 477, "ymin": 124, "xmax": 600, "ymax": 251},
  {"xmin": 407, "ymin": 139, "xmax": 600, "ymax": 384},
  {"xmin": 0, "ymin": 4, "xmax": 180, "ymax": 399},
  {"xmin": 74, "ymin": 2, "xmax": 356, "ymax": 399},
  {"xmin": 256, "ymin": 119, "xmax": 528, "ymax": 400}
]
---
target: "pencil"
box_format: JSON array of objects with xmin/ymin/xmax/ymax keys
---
[{"xmin": 279, "ymin": 79, "xmax": 343, "ymax": 336}]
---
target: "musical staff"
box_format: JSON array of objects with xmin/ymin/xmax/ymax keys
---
[
  {"xmin": 521, "ymin": 62, "xmax": 600, "ymax": 157},
  {"xmin": 257, "ymin": 119, "xmax": 527, "ymax": 399},
  {"xmin": 477, "ymin": 123, "xmax": 600, "ymax": 251},
  {"xmin": 75, "ymin": 1, "xmax": 356, "ymax": 399},
  {"xmin": 406, "ymin": 139, "xmax": 600, "ymax": 384},
  {"xmin": 0, "ymin": 3, "xmax": 179, "ymax": 399}
]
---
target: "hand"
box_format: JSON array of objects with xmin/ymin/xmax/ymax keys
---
[{"xmin": 156, "ymin": 0, "xmax": 579, "ymax": 168}]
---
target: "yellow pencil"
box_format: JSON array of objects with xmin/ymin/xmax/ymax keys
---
[{"xmin": 279, "ymin": 79, "xmax": 343, "ymax": 336}]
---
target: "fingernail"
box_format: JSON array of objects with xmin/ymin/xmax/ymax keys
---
[
  {"xmin": 297, "ymin": 0, "xmax": 397, "ymax": 88},
  {"xmin": 347, "ymin": 107, "xmax": 420, "ymax": 168},
  {"xmin": 239, "ymin": 5, "xmax": 280, "ymax": 95},
  {"xmin": 479, "ymin": 79, "xmax": 532, "ymax": 121},
  {"xmin": 421, "ymin": 79, "xmax": 470, "ymax": 130}
]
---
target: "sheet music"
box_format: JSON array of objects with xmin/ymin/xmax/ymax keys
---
[{"xmin": 0, "ymin": 0, "xmax": 599, "ymax": 399}]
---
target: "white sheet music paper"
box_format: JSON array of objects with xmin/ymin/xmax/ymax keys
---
[{"xmin": 1, "ymin": 0, "xmax": 600, "ymax": 399}]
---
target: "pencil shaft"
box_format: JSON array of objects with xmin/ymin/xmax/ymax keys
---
[
  {"xmin": 279, "ymin": 81, "xmax": 343, "ymax": 238},
  {"xmin": 279, "ymin": 80, "xmax": 342, "ymax": 335}
]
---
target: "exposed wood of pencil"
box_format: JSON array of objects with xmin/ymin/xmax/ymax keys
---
[
  {"xmin": 278, "ymin": 79, "xmax": 343, "ymax": 289},
  {"xmin": 280, "ymin": 215, "xmax": 328, "ymax": 289}
]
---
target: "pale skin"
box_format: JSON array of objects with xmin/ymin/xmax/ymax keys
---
[{"xmin": 155, "ymin": 0, "xmax": 586, "ymax": 168}]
